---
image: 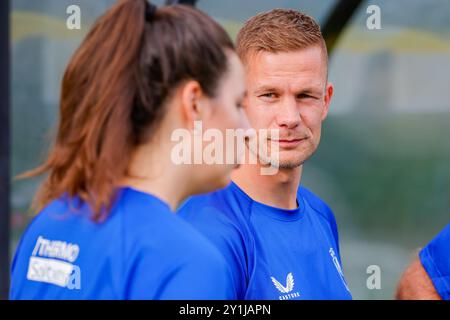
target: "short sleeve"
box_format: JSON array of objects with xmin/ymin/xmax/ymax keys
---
[
  {"xmin": 179, "ymin": 206, "xmax": 250, "ymax": 299},
  {"xmin": 419, "ymin": 223, "xmax": 450, "ymax": 300},
  {"xmin": 300, "ymin": 187, "xmax": 342, "ymax": 257},
  {"xmin": 125, "ymin": 241, "xmax": 234, "ymax": 300}
]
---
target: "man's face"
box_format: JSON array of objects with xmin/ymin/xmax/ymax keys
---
[{"xmin": 244, "ymin": 46, "xmax": 333, "ymax": 169}]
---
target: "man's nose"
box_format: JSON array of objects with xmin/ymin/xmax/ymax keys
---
[
  {"xmin": 276, "ymin": 97, "xmax": 301, "ymax": 129},
  {"xmin": 241, "ymin": 109, "xmax": 251, "ymax": 131}
]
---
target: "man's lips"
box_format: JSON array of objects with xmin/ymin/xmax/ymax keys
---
[
  {"xmin": 277, "ymin": 139, "xmax": 303, "ymax": 142},
  {"xmin": 269, "ymin": 138, "xmax": 307, "ymax": 148}
]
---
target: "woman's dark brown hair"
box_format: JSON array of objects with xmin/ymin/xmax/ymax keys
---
[{"xmin": 20, "ymin": 0, "xmax": 234, "ymax": 221}]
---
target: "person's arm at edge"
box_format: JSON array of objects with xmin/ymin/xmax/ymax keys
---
[{"xmin": 395, "ymin": 255, "xmax": 441, "ymax": 300}]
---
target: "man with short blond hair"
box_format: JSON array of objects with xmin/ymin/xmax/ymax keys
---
[{"xmin": 179, "ymin": 9, "xmax": 352, "ymax": 300}]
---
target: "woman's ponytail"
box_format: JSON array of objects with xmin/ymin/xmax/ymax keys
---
[
  {"xmin": 21, "ymin": 0, "xmax": 234, "ymax": 222},
  {"xmin": 23, "ymin": 0, "xmax": 151, "ymax": 220}
]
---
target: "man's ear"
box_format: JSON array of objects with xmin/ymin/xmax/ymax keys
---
[
  {"xmin": 322, "ymin": 82, "xmax": 334, "ymax": 121},
  {"xmin": 179, "ymin": 80, "xmax": 204, "ymax": 130}
]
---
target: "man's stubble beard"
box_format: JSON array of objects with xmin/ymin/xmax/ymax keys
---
[{"xmin": 245, "ymin": 139, "xmax": 313, "ymax": 170}]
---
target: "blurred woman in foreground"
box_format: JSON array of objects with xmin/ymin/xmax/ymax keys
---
[{"xmin": 10, "ymin": 0, "xmax": 247, "ymax": 299}]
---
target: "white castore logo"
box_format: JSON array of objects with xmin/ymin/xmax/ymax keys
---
[
  {"xmin": 271, "ymin": 272, "xmax": 294, "ymax": 293},
  {"xmin": 271, "ymin": 272, "xmax": 300, "ymax": 300}
]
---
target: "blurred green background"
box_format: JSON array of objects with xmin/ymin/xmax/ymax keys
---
[{"xmin": 10, "ymin": 0, "xmax": 450, "ymax": 299}]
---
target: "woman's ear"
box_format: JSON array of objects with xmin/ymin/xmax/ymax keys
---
[{"xmin": 179, "ymin": 80, "xmax": 205, "ymax": 130}]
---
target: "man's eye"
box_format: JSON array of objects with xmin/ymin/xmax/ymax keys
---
[
  {"xmin": 260, "ymin": 93, "xmax": 276, "ymax": 98},
  {"xmin": 298, "ymin": 94, "xmax": 317, "ymax": 99}
]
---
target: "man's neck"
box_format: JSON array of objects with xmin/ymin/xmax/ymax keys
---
[{"xmin": 231, "ymin": 163, "xmax": 302, "ymax": 210}]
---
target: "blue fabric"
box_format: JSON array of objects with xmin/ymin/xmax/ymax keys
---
[
  {"xmin": 419, "ymin": 222, "xmax": 450, "ymax": 300},
  {"xmin": 178, "ymin": 181, "xmax": 352, "ymax": 300},
  {"xmin": 10, "ymin": 187, "xmax": 233, "ymax": 300}
]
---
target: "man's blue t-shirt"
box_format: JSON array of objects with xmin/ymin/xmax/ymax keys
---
[
  {"xmin": 178, "ymin": 181, "xmax": 352, "ymax": 300},
  {"xmin": 10, "ymin": 186, "xmax": 233, "ymax": 300},
  {"xmin": 419, "ymin": 222, "xmax": 450, "ymax": 300}
]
